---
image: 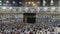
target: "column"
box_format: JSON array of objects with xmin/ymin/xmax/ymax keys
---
[
  {"xmin": 40, "ymin": 0, "xmax": 43, "ymax": 6},
  {"xmin": 59, "ymin": 0, "xmax": 60, "ymax": 6}
]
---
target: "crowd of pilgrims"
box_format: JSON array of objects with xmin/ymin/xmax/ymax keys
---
[{"xmin": 0, "ymin": 22, "xmax": 54, "ymax": 34}]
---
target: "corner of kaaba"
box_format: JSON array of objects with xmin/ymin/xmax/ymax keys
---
[{"xmin": 0, "ymin": 0, "xmax": 60, "ymax": 34}]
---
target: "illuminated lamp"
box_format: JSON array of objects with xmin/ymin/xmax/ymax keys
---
[
  {"xmin": 51, "ymin": 7, "xmax": 55, "ymax": 11},
  {"xmin": 37, "ymin": 1, "xmax": 40, "ymax": 3},
  {"xmin": 9, "ymin": 7, "xmax": 12, "ymax": 9},
  {"xmin": 31, "ymin": 2, "xmax": 34, "ymax": 4},
  {"xmin": 33, "ymin": 3, "xmax": 35, "ymax": 6},
  {"xmin": 0, "ymin": 1, "xmax": 2, "ymax": 2},
  {"xmin": 6, "ymin": 1, "xmax": 9, "ymax": 3},
  {"xmin": 2, "ymin": 7, "xmax": 6, "ymax": 9},
  {"xmin": 44, "ymin": 7, "xmax": 48, "ymax": 11},
  {"xmin": 50, "ymin": 0, "xmax": 53, "ymax": 5},
  {"xmin": 28, "ymin": 1, "xmax": 31, "ymax": 4},
  {"xmin": 25, "ymin": 2, "xmax": 27, "ymax": 4},
  {"xmin": 19, "ymin": 2, "xmax": 22, "ymax": 4},
  {"xmin": 13, "ymin": 1, "xmax": 15, "ymax": 4}
]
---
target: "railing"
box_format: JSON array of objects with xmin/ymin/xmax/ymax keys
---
[{"xmin": 0, "ymin": 6, "xmax": 60, "ymax": 13}]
